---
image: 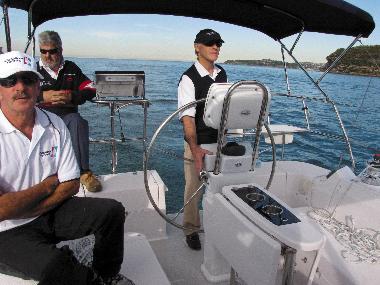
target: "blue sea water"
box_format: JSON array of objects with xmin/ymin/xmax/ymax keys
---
[{"xmin": 72, "ymin": 57, "xmax": 379, "ymax": 211}]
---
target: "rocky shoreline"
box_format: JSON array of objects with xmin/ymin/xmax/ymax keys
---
[
  {"xmin": 224, "ymin": 59, "xmax": 324, "ymax": 71},
  {"xmin": 224, "ymin": 45, "xmax": 380, "ymax": 77}
]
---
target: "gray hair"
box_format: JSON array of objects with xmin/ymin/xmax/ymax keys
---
[{"xmin": 38, "ymin": 31, "xmax": 62, "ymax": 48}]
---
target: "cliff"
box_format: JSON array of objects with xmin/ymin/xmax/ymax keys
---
[{"xmin": 321, "ymin": 45, "xmax": 380, "ymax": 77}]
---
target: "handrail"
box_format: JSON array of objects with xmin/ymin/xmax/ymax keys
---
[
  {"xmin": 212, "ymin": 81, "xmax": 270, "ymax": 175},
  {"xmin": 1, "ymin": 1, "xmax": 12, "ymax": 51}
]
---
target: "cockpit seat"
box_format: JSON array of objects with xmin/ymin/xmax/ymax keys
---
[{"xmin": 0, "ymin": 232, "xmax": 170, "ymax": 285}]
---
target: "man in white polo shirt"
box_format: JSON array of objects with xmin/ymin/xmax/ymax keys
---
[
  {"xmin": 178, "ymin": 29, "xmax": 227, "ymax": 250},
  {"xmin": 0, "ymin": 51, "xmax": 133, "ymax": 284}
]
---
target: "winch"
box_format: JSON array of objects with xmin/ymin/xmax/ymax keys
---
[{"xmin": 359, "ymin": 154, "xmax": 380, "ymax": 186}]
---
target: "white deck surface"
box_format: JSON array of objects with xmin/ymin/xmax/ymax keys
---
[
  {"xmin": 150, "ymin": 221, "xmax": 231, "ymax": 285},
  {"xmin": 124, "ymin": 232, "xmax": 170, "ymax": 285},
  {"xmin": 2, "ymin": 166, "xmax": 380, "ymax": 285}
]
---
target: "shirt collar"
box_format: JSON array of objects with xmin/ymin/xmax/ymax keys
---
[
  {"xmin": 0, "ymin": 107, "xmax": 50, "ymax": 134},
  {"xmin": 0, "ymin": 109, "xmax": 16, "ymax": 134},
  {"xmin": 35, "ymin": 107, "xmax": 50, "ymax": 128},
  {"xmin": 194, "ymin": 60, "xmax": 221, "ymax": 79},
  {"xmin": 39, "ymin": 58, "xmax": 65, "ymax": 79}
]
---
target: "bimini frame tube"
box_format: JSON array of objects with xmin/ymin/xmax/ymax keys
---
[
  {"xmin": 317, "ymin": 34, "xmax": 362, "ymax": 84},
  {"xmin": 278, "ymin": 38, "xmax": 357, "ymax": 169},
  {"xmin": 24, "ymin": 0, "xmax": 39, "ymax": 54},
  {"xmin": 24, "ymin": 26, "xmax": 36, "ymax": 55},
  {"xmin": 281, "ymin": 47, "xmax": 291, "ymax": 96},
  {"xmin": 290, "ymin": 27, "xmax": 304, "ymax": 54},
  {"xmin": 1, "ymin": 0, "xmax": 12, "ymax": 51}
]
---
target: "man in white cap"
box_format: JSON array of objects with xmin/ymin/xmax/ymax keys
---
[
  {"xmin": 178, "ymin": 29, "xmax": 227, "ymax": 250},
  {"xmin": 0, "ymin": 51, "xmax": 132, "ymax": 284}
]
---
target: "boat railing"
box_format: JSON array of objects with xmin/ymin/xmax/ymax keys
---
[
  {"xmin": 278, "ymin": 35, "xmax": 365, "ymax": 170},
  {"xmin": 266, "ymin": 92, "xmax": 378, "ymax": 161}
]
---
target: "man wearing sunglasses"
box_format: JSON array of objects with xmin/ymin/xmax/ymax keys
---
[
  {"xmin": 37, "ymin": 30, "xmax": 101, "ymax": 193},
  {"xmin": 177, "ymin": 29, "xmax": 227, "ymax": 250},
  {"xmin": 0, "ymin": 51, "xmax": 133, "ymax": 284}
]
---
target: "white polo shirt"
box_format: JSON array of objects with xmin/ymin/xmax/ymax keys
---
[
  {"xmin": 177, "ymin": 61, "xmax": 223, "ymax": 120},
  {"xmin": 0, "ymin": 107, "xmax": 80, "ymax": 232}
]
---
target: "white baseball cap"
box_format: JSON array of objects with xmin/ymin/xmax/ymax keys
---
[{"xmin": 0, "ymin": 51, "xmax": 43, "ymax": 79}]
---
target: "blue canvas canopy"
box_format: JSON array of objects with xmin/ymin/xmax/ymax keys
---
[{"xmin": 2, "ymin": 0, "xmax": 375, "ymax": 39}]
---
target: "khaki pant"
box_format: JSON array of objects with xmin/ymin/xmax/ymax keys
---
[{"xmin": 183, "ymin": 142, "xmax": 203, "ymax": 235}]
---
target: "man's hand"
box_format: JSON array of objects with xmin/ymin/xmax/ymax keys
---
[
  {"xmin": 43, "ymin": 90, "xmax": 72, "ymax": 105},
  {"xmin": 190, "ymin": 145, "xmax": 213, "ymax": 173},
  {"xmin": 182, "ymin": 116, "xmax": 213, "ymax": 174}
]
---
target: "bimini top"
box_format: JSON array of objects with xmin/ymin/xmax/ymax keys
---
[{"xmin": 3, "ymin": 0, "xmax": 375, "ymax": 39}]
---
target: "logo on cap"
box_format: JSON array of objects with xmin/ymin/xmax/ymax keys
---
[
  {"xmin": 4, "ymin": 56, "xmax": 32, "ymax": 67},
  {"xmin": 24, "ymin": 56, "xmax": 32, "ymax": 66}
]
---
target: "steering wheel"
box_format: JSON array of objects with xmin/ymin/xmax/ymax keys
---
[{"xmin": 143, "ymin": 99, "xmax": 277, "ymax": 231}]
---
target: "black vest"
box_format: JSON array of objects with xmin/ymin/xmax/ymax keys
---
[
  {"xmin": 37, "ymin": 61, "xmax": 87, "ymax": 116},
  {"xmin": 182, "ymin": 64, "xmax": 227, "ymax": 144}
]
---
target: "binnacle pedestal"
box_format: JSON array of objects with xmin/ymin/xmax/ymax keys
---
[{"xmin": 202, "ymin": 182, "xmax": 325, "ymax": 285}]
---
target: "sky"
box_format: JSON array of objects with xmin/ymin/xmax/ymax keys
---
[{"xmin": 1, "ymin": 0, "xmax": 379, "ymax": 63}]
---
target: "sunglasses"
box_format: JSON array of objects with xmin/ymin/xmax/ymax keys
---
[
  {"xmin": 204, "ymin": 41, "xmax": 223, "ymax": 48},
  {"xmin": 40, "ymin": 48, "xmax": 60, "ymax": 55},
  {"xmin": 0, "ymin": 73, "xmax": 39, "ymax": 88}
]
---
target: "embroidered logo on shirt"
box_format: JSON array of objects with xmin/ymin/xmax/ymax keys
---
[
  {"xmin": 40, "ymin": 80, "xmax": 52, "ymax": 87},
  {"xmin": 51, "ymin": 146, "xmax": 58, "ymax": 158},
  {"xmin": 40, "ymin": 146, "xmax": 58, "ymax": 158}
]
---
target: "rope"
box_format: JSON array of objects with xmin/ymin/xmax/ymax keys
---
[
  {"xmin": 359, "ymin": 40, "xmax": 380, "ymax": 73},
  {"xmin": 117, "ymin": 109, "xmax": 126, "ymax": 142},
  {"xmin": 350, "ymin": 41, "xmax": 380, "ymax": 130},
  {"xmin": 309, "ymin": 210, "xmax": 380, "ymax": 263},
  {"xmin": 274, "ymin": 93, "xmax": 364, "ymax": 109},
  {"xmin": 352, "ymin": 77, "xmax": 372, "ymax": 126},
  {"xmin": 152, "ymin": 143, "xmax": 193, "ymax": 162},
  {"xmin": 307, "ymin": 176, "xmax": 380, "ymax": 263},
  {"xmin": 0, "ymin": 16, "xmax": 4, "ymax": 53}
]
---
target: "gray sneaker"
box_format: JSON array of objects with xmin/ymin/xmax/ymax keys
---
[{"xmin": 102, "ymin": 273, "xmax": 135, "ymax": 285}]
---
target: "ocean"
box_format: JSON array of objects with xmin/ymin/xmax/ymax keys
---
[{"xmin": 72, "ymin": 57, "xmax": 380, "ymax": 212}]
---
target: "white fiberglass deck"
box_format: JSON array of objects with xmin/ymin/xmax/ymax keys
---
[{"xmin": 1, "ymin": 164, "xmax": 380, "ymax": 285}]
